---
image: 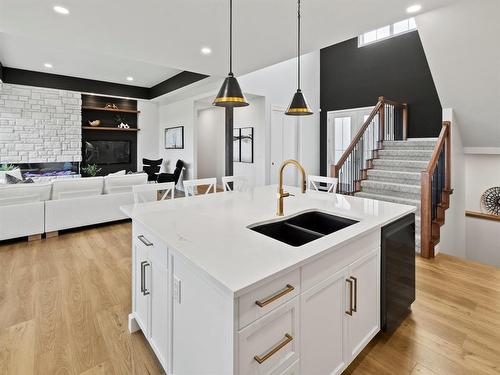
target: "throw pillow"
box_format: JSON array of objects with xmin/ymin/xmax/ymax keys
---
[
  {"xmin": 5, "ymin": 174, "xmax": 22, "ymax": 184},
  {"xmin": 108, "ymin": 170, "xmax": 126, "ymax": 176}
]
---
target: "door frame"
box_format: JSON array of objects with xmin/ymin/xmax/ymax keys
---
[{"xmin": 326, "ymin": 106, "xmax": 374, "ymax": 177}]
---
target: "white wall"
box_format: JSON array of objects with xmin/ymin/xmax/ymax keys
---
[
  {"xmin": 233, "ymin": 96, "xmax": 266, "ymax": 187},
  {"xmin": 158, "ymin": 98, "xmax": 195, "ymax": 179},
  {"xmin": 238, "ymin": 51, "xmax": 321, "ymax": 180},
  {"xmin": 196, "ymin": 106, "xmax": 225, "ymax": 183},
  {"xmin": 464, "ymin": 153, "xmax": 500, "ymax": 266},
  {"xmin": 437, "ymin": 109, "xmax": 466, "ymax": 258},
  {"xmin": 137, "ymin": 100, "xmax": 159, "ymax": 167},
  {"xmin": 156, "ymin": 51, "xmax": 320, "ymax": 187}
]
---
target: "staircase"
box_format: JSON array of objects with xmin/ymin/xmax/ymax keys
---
[
  {"xmin": 332, "ymin": 97, "xmax": 452, "ymax": 258},
  {"xmin": 355, "ymin": 139, "xmax": 437, "ymax": 252}
]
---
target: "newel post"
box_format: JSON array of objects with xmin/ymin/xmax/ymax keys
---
[
  {"xmin": 445, "ymin": 123, "xmax": 451, "ymax": 192},
  {"xmin": 402, "ymin": 103, "xmax": 408, "ymax": 140},
  {"xmin": 378, "ymin": 97, "xmax": 385, "ymax": 142},
  {"xmin": 420, "ymin": 171, "xmax": 433, "ymax": 258}
]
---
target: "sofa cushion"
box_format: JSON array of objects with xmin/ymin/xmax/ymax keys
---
[
  {"xmin": 51, "ymin": 176, "xmax": 104, "ymax": 200},
  {"xmin": 0, "ymin": 183, "xmax": 52, "ymax": 206},
  {"xmin": 103, "ymin": 173, "xmax": 147, "ymax": 194}
]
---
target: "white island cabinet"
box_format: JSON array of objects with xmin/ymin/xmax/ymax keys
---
[{"xmin": 123, "ymin": 185, "xmax": 415, "ymax": 375}]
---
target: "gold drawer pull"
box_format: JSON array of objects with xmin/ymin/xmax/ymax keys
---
[
  {"xmin": 254, "ymin": 334, "xmax": 293, "ymax": 364},
  {"xmin": 255, "ymin": 284, "xmax": 295, "ymax": 308},
  {"xmin": 346, "ymin": 278, "xmax": 353, "ymax": 316}
]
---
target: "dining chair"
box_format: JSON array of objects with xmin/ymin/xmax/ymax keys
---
[
  {"xmin": 222, "ymin": 176, "xmax": 249, "ymax": 192},
  {"xmin": 133, "ymin": 182, "xmax": 175, "ymax": 203},
  {"xmin": 307, "ymin": 175, "xmax": 338, "ymax": 194},
  {"xmin": 183, "ymin": 178, "xmax": 217, "ymax": 197}
]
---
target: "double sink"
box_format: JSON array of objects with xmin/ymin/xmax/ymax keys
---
[{"xmin": 249, "ymin": 210, "xmax": 359, "ymax": 247}]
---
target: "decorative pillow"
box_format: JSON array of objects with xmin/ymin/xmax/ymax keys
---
[{"xmin": 5, "ymin": 174, "xmax": 22, "ymax": 184}]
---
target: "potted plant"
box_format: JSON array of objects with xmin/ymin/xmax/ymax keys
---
[{"xmin": 81, "ymin": 164, "xmax": 102, "ymax": 177}]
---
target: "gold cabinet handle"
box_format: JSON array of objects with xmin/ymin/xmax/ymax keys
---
[
  {"xmin": 254, "ymin": 334, "xmax": 293, "ymax": 364},
  {"xmin": 351, "ymin": 276, "xmax": 357, "ymax": 312},
  {"xmin": 255, "ymin": 284, "xmax": 295, "ymax": 308},
  {"xmin": 346, "ymin": 278, "xmax": 353, "ymax": 316}
]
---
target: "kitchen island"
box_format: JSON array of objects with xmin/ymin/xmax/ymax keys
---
[{"xmin": 122, "ymin": 185, "xmax": 416, "ymax": 375}]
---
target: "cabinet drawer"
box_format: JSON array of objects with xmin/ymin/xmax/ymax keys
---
[
  {"xmin": 302, "ymin": 231, "xmax": 379, "ymax": 292},
  {"xmin": 238, "ymin": 269, "xmax": 300, "ymax": 329},
  {"xmin": 134, "ymin": 222, "xmax": 167, "ymax": 267},
  {"xmin": 238, "ymin": 298, "xmax": 299, "ymax": 375}
]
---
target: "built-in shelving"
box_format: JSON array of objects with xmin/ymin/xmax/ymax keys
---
[
  {"xmin": 82, "ymin": 106, "xmax": 140, "ymax": 114},
  {"xmin": 82, "ymin": 126, "xmax": 140, "ymax": 132},
  {"xmin": 465, "ymin": 211, "xmax": 500, "ymax": 222}
]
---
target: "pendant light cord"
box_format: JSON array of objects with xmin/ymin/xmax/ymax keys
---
[
  {"xmin": 229, "ymin": 0, "xmax": 233, "ymax": 75},
  {"xmin": 297, "ymin": 0, "xmax": 301, "ymax": 90}
]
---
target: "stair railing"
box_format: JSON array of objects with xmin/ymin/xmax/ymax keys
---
[
  {"xmin": 420, "ymin": 121, "xmax": 451, "ymax": 258},
  {"xmin": 332, "ymin": 96, "xmax": 408, "ymax": 194}
]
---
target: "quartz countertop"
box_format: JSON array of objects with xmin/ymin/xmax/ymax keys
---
[{"xmin": 122, "ymin": 185, "xmax": 415, "ymax": 297}]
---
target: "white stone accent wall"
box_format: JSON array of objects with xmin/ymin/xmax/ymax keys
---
[{"xmin": 0, "ymin": 83, "xmax": 82, "ymax": 163}]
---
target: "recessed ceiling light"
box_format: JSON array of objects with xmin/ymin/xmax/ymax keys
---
[
  {"xmin": 406, "ymin": 4, "xmax": 422, "ymax": 13},
  {"xmin": 44, "ymin": 63, "xmax": 53, "ymax": 68},
  {"xmin": 53, "ymin": 5, "xmax": 69, "ymax": 15},
  {"xmin": 201, "ymin": 47, "xmax": 212, "ymax": 55},
  {"xmin": 126, "ymin": 76, "xmax": 134, "ymax": 82}
]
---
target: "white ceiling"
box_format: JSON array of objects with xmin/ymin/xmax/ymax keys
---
[{"xmin": 0, "ymin": 0, "xmax": 457, "ymax": 86}]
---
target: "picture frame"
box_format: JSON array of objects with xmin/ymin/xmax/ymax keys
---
[
  {"xmin": 233, "ymin": 127, "xmax": 254, "ymax": 163},
  {"xmin": 164, "ymin": 126, "xmax": 184, "ymax": 149}
]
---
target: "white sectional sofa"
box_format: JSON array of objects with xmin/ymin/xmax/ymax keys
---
[
  {"xmin": 0, "ymin": 173, "xmax": 148, "ymax": 241},
  {"xmin": 0, "ymin": 183, "xmax": 52, "ymax": 241}
]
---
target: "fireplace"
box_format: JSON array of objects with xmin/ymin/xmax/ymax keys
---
[{"xmin": 12, "ymin": 162, "xmax": 80, "ymax": 178}]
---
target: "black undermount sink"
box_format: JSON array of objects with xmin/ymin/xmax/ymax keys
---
[{"xmin": 250, "ymin": 211, "xmax": 359, "ymax": 247}]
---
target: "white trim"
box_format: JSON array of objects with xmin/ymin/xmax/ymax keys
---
[{"xmin": 464, "ymin": 147, "xmax": 500, "ymax": 155}]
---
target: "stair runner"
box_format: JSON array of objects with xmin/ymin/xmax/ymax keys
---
[{"xmin": 354, "ymin": 139, "xmax": 437, "ymax": 252}]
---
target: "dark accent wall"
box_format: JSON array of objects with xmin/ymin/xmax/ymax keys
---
[
  {"xmin": 81, "ymin": 95, "xmax": 138, "ymax": 175},
  {"xmin": 320, "ymin": 31, "xmax": 442, "ymax": 176},
  {"xmin": 1, "ymin": 67, "xmax": 208, "ymax": 100}
]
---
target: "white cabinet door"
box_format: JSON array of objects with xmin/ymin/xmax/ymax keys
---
[
  {"xmin": 345, "ymin": 249, "xmax": 380, "ymax": 360},
  {"xmin": 301, "ymin": 267, "xmax": 347, "ymax": 375},
  {"xmin": 134, "ymin": 239, "xmax": 151, "ymax": 337},
  {"xmin": 149, "ymin": 252, "xmax": 169, "ymax": 369}
]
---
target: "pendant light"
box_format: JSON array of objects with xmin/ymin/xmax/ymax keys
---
[
  {"xmin": 213, "ymin": 0, "xmax": 249, "ymax": 107},
  {"xmin": 285, "ymin": 0, "xmax": 312, "ymax": 116}
]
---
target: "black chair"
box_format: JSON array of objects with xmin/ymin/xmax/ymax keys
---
[
  {"xmin": 158, "ymin": 159, "xmax": 184, "ymax": 185},
  {"xmin": 142, "ymin": 158, "xmax": 163, "ymax": 182}
]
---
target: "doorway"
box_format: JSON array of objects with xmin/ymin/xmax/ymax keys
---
[{"xmin": 326, "ymin": 107, "xmax": 374, "ymax": 177}]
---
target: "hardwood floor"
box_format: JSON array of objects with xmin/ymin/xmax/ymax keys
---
[{"xmin": 0, "ymin": 223, "xmax": 499, "ymax": 374}]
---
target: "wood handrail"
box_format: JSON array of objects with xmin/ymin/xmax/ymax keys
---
[
  {"xmin": 421, "ymin": 120, "xmax": 452, "ymax": 259},
  {"xmin": 332, "ymin": 96, "xmax": 407, "ymax": 177},
  {"xmin": 426, "ymin": 121, "xmax": 451, "ymax": 175}
]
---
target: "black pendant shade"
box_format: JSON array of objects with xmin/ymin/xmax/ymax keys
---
[
  {"xmin": 213, "ymin": 0, "xmax": 249, "ymax": 108},
  {"xmin": 213, "ymin": 73, "xmax": 249, "ymax": 107},
  {"xmin": 285, "ymin": 0, "xmax": 312, "ymax": 116},
  {"xmin": 286, "ymin": 89, "xmax": 312, "ymax": 115}
]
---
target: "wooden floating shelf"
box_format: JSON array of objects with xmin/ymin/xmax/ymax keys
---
[
  {"xmin": 465, "ymin": 211, "xmax": 500, "ymax": 222},
  {"xmin": 82, "ymin": 106, "xmax": 140, "ymax": 114},
  {"xmin": 82, "ymin": 126, "xmax": 140, "ymax": 132}
]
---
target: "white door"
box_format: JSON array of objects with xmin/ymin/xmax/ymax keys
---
[
  {"xmin": 270, "ymin": 107, "xmax": 299, "ymax": 186},
  {"xmin": 149, "ymin": 253, "xmax": 169, "ymax": 368},
  {"xmin": 327, "ymin": 107, "xmax": 374, "ymax": 177},
  {"xmin": 345, "ymin": 248, "xmax": 380, "ymax": 361},
  {"xmin": 301, "ymin": 267, "xmax": 348, "ymax": 375},
  {"xmin": 134, "ymin": 241, "xmax": 150, "ymax": 336}
]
